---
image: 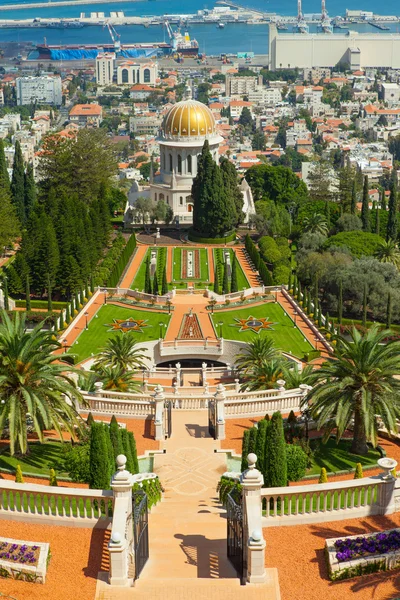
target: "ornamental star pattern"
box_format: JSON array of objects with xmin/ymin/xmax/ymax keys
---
[
  {"xmin": 232, "ymin": 315, "xmax": 274, "ymax": 334},
  {"xmin": 105, "ymin": 318, "xmax": 149, "ymax": 333}
]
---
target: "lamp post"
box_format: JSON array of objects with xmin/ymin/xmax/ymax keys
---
[
  {"xmin": 63, "ymin": 339, "xmax": 68, "ymax": 354},
  {"xmin": 103, "ymin": 289, "xmax": 107, "ymax": 305},
  {"xmin": 314, "ymin": 336, "xmax": 319, "ymax": 350},
  {"xmin": 159, "ymin": 322, "xmax": 164, "ymax": 339},
  {"xmin": 218, "ymin": 321, "xmax": 223, "ymax": 339},
  {"xmin": 84, "ymin": 311, "xmax": 89, "ymax": 330}
]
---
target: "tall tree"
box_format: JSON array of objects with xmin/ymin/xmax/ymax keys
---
[
  {"xmin": 350, "ymin": 179, "xmax": 357, "ymax": 215},
  {"xmin": 231, "ymin": 254, "xmax": 238, "ymax": 293},
  {"xmin": 264, "ymin": 412, "xmax": 287, "ymax": 487},
  {"xmin": 307, "ymin": 159, "xmax": 334, "ymax": 203},
  {"xmin": 0, "ymin": 185, "xmax": 20, "ymax": 252},
  {"xmin": 109, "ymin": 415, "xmax": 124, "ymax": 461},
  {"xmin": 305, "ymin": 326, "xmax": 400, "ymax": 455},
  {"xmin": 0, "ymin": 139, "xmax": 10, "ymax": 192},
  {"xmin": 25, "ymin": 275, "xmax": 31, "ymax": 312},
  {"xmin": 89, "ymin": 423, "xmax": 109, "ymax": 490},
  {"xmin": 192, "ymin": 141, "xmax": 236, "ymax": 238},
  {"xmin": 380, "ymin": 188, "xmax": 387, "ymax": 211},
  {"xmin": 153, "ymin": 271, "xmax": 159, "ymax": 295},
  {"xmin": 23, "ymin": 163, "xmax": 36, "ymax": 220},
  {"xmin": 222, "ymin": 261, "xmax": 229, "ymax": 295},
  {"xmin": 386, "ymin": 291, "xmax": 392, "ymax": 329},
  {"xmin": 0, "ymin": 311, "xmax": 84, "ymax": 455},
  {"xmin": 144, "ymin": 257, "xmax": 152, "ymax": 294},
  {"xmin": 387, "ymin": 171, "xmax": 398, "ymax": 241},
  {"xmin": 220, "ymin": 157, "xmax": 244, "ymax": 226},
  {"xmin": 10, "ymin": 141, "xmax": 25, "ymax": 223},
  {"xmin": 362, "ymin": 282, "xmax": 368, "ymax": 328},
  {"xmin": 361, "ymin": 175, "xmax": 371, "ymax": 232},
  {"xmin": 337, "ymin": 279, "xmax": 343, "ymax": 324},
  {"xmin": 376, "ymin": 204, "xmax": 380, "ymax": 236},
  {"xmin": 161, "ymin": 265, "xmax": 168, "ymax": 295},
  {"xmin": 241, "ymin": 429, "xmax": 250, "ymax": 472},
  {"xmin": 94, "ymin": 333, "xmax": 147, "ymax": 374}
]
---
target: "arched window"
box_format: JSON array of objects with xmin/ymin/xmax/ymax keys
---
[
  {"xmin": 177, "ymin": 154, "xmax": 182, "ymax": 174},
  {"xmin": 179, "ymin": 196, "xmax": 183, "ymax": 206},
  {"xmin": 187, "ymin": 154, "xmax": 192, "ymax": 174},
  {"xmin": 159, "ymin": 193, "xmax": 164, "ymax": 202},
  {"xmin": 154, "ymin": 193, "xmax": 157, "ymax": 201},
  {"xmin": 121, "ymin": 68, "xmax": 129, "ymax": 84},
  {"xmin": 169, "ymin": 154, "xmax": 173, "ymax": 172},
  {"xmin": 143, "ymin": 68, "xmax": 151, "ymax": 83}
]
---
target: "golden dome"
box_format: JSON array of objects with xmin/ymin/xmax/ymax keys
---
[{"xmin": 162, "ymin": 100, "xmax": 216, "ymax": 138}]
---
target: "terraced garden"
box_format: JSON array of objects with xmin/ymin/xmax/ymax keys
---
[
  {"xmin": 172, "ymin": 247, "xmax": 210, "ymax": 288},
  {"xmin": 213, "ymin": 248, "xmax": 250, "ymax": 292}
]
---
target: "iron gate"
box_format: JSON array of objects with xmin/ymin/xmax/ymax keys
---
[
  {"xmin": 227, "ymin": 491, "xmax": 247, "ymax": 585},
  {"xmin": 164, "ymin": 400, "xmax": 172, "ymax": 439},
  {"xmin": 208, "ymin": 398, "xmax": 216, "ymax": 439},
  {"xmin": 132, "ymin": 490, "xmax": 149, "ymax": 580}
]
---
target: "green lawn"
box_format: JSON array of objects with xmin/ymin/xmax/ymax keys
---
[
  {"xmin": 307, "ymin": 438, "xmax": 381, "ymax": 476},
  {"xmin": 71, "ymin": 304, "xmax": 171, "ymax": 363},
  {"xmin": 172, "ymin": 247, "xmax": 210, "ymax": 287},
  {"xmin": 0, "ymin": 441, "xmax": 68, "ymax": 477},
  {"xmin": 211, "ymin": 303, "xmax": 312, "ymax": 358},
  {"xmin": 213, "ymin": 248, "xmax": 250, "ymax": 291}
]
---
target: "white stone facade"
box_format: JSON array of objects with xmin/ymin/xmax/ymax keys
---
[
  {"xmin": 116, "ymin": 62, "xmax": 158, "ymax": 86},
  {"xmin": 16, "ymin": 76, "xmax": 62, "ymax": 106},
  {"xmin": 96, "ymin": 52, "xmax": 115, "ymax": 86}
]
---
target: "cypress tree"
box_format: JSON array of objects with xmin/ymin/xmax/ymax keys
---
[
  {"xmin": 361, "ymin": 175, "xmax": 371, "ymax": 232},
  {"xmin": 47, "ymin": 273, "xmax": 52, "ymax": 312},
  {"xmin": 109, "ymin": 415, "xmax": 124, "ymax": 460},
  {"xmin": 222, "ymin": 261, "xmax": 229, "ymax": 295},
  {"xmin": 153, "ymin": 271, "xmax": 159, "ymax": 295},
  {"xmin": 325, "ymin": 311, "xmax": 330, "ymax": 332},
  {"xmin": 0, "ymin": 139, "xmax": 10, "ymax": 192},
  {"xmin": 192, "ymin": 140, "xmax": 236, "ymax": 238},
  {"xmin": 144, "ymin": 257, "xmax": 152, "ymax": 294},
  {"xmin": 241, "ymin": 429, "xmax": 250, "ymax": 472},
  {"xmin": 231, "ymin": 255, "xmax": 238, "ymax": 293},
  {"xmin": 85, "ymin": 280, "xmax": 89, "ymax": 299},
  {"xmin": 15, "ymin": 465, "xmax": 24, "ymax": 483},
  {"xmin": 297, "ymin": 280, "xmax": 302, "ymax": 303},
  {"xmin": 350, "ymin": 179, "xmax": 357, "ymax": 215},
  {"xmin": 10, "ymin": 140, "xmax": 25, "ymax": 223},
  {"xmin": 307, "ymin": 288, "xmax": 312, "ymax": 314},
  {"xmin": 292, "ymin": 274, "xmax": 297, "ymax": 297},
  {"xmin": 288, "ymin": 271, "xmax": 292, "ymax": 292},
  {"xmin": 380, "ymin": 188, "xmax": 387, "ymax": 211},
  {"xmin": 120, "ymin": 427, "xmax": 134, "ymax": 473},
  {"xmin": 338, "ymin": 279, "xmax": 343, "ymax": 325},
  {"xmin": 25, "ymin": 275, "xmax": 31, "ymax": 312},
  {"xmin": 319, "ymin": 467, "xmax": 328, "ymax": 484},
  {"xmin": 214, "ymin": 267, "xmax": 220, "ymax": 294},
  {"xmin": 387, "ymin": 171, "xmax": 398, "ymax": 241},
  {"xmin": 103, "ymin": 423, "xmax": 114, "ymax": 482},
  {"xmin": 89, "ymin": 423, "xmax": 109, "ymax": 490},
  {"xmin": 317, "ymin": 307, "xmax": 323, "ymax": 328},
  {"xmin": 254, "ymin": 418, "xmax": 269, "ymax": 477},
  {"xmin": 75, "ymin": 290, "xmax": 80, "ymax": 311},
  {"xmin": 264, "ymin": 412, "xmax": 287, "ymax": 487},
  {"xmin": 3, "ymin": 276, "xmax": 9, "ymax": 311},
  {"xmin": 161, "ymin": 265, "xmax": 168, "ymax": 295},
  {"xmin": 248, "ymin": 426, "xmax": 258, "ymax": 456},
  {"xmin": 79, "ymin": 289, "xmax": 84, "ymax": 305},
  {"xmin": 362, "ymin": 282, "xmax": 367, "ymax": 328},
  {"xmin": 354, "ymin": 463, "xmax": 363, "ymax": 479},
  {"xmin": 65, "ymin": 303, "xmax": 70, "ymax": 325},
  {"xmin": 128, "ymin": 431, "xmax": 139, "ymax": 475},
  {"xmin": 24, "ymin": 163, "xmax": 36, "ymax": 220},
  {"xmin": 87, "ymin": 412, "xmax": 95, "ymax": 427},
  {"xmin": 49, "ymin": 468, "xmax": 58, "ymax": 487},
  {"xmin": 259, "ymin": 261, "xmax": 273, "ymax": 286},
  {"xmin": 386, "ymin": 291, "xmax": 392, "ymax": 329},
  {"xmin": 90, "ymin": 274, "xmax": 95, "ymax": 293},
  {"xmin": 313, "ymin": 275, "xmax": 319, "ymax": 313},
  {"xmin": 376, "ymin": 204, "xmax": 380, "ymax": 236}
]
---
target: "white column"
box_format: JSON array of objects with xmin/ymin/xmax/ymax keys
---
[
  {"xmin": 175, "ymin": 362, "xmax": 181, "ymax": 388},
  {"xmin": 109, "ymin": 455, "xmax": 135, "ymax": 587},
  {"xmin": 377, "ymin": 457, "xmax": 398, "ymax": 515},
  {"xmin": 153, "ymin": 384, "xmax": 165, "ymax": 441},
  {"xmin": 94, "ymin": 381, "xmax": 104, "ymax": 397},
  {"xmin": 214, "ymin": 383, "xmax": 226, "ymax": 440},
  {"xmin": 202, "ymin": 361, "xmax": 208, "ymax": 386},
  {"xmin": 240, "ymin": 453, "xmax": 267, "ymax": 584}
]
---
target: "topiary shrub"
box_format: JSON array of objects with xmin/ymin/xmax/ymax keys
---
[
  {"xmin": 264, "ymin": 412, "xmax": 287, "ymax": 487},
  {"xmin": 286, "ymin": 444, "xmax": 308, "ymax": 482},
  {"xmin": 49, "ymin": 468, "xmax": 58, "ymax": 487},
  {"xmin": 318, "ymin": 467, "xmax": 328, "ymax": 484},
  {"xmin": 15, "ymin": 464, "xmax": 24, "ymax": 483},
  {"xmin": 354, "ymin": 463, "xmax": 363, "ymax": 479},
  {"xmin": 109, "ymin": 415, "xmax": 123, "ymax": 461},
  {"xmin": 89, "ymin": 422, "xmax": 110, "ymax": 490},
  {"xmin": 259, "ymin": 236, "xmax": 281, "ymax": 265}
]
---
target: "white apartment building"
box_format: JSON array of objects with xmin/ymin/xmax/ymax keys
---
[
  {"xmin": 225, "ymin": 75, "xmax": 263, "ymax": 97},
  {"xmin": 130, "ymin": 115, "xmax": 162, "ymax": 136},
  {"xmin": 247, "ymin": 87, "xmax": 282, "ymax": 106},
  {"xmin": 382, "ymin": 83, "xmax": 400, "ymax": 106},
  {"xmin": 117, "ymin": 62, "xmax": 158, "ymax": 86},
  {"xmin": 16, "ymin": 76, "xmax": 62, "ymax": 106},
  {"xmin": 96, "ymin": 53, "xmax": 115, "ymax": 86}
]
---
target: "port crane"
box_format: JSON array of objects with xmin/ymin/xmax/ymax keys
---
[
  {"xmin": 103, "ymin": 21, "xmax": 121, "ymax": 53},
  {"xmin": 296, "ymin": 0, "xmax": 309, "ymax": 33},
  {"xmin": 320, "ymin": 0, "xmax": 333, "ymax": 33}
]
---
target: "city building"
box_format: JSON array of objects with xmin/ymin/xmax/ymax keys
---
[
  {"xmin": 269, "ymin": 24, "xmax": 400, "ymax": 70},
  {"xmin": 69, "ymin": 103, "xmax": 103, "ymax": 128},
  {"xmin": 116, "ymin": 62, "xmax": 158, "ymax": 86},
  {"xmin": 130, "ymin": 115, "xmax": 162, "ymax": 136},
  {"xmin": 15, "ymin": 75, "xmax": 62, "ymax": 106},
  {"xmin": 225, "ymin": 74, "xmax": 263, "ymax": 97},
  {"xmin": 382, "ymin": 83, "xmax": 400, "ymax": 106},
  {"xmin": 95, "ymin": 52, "xmax": 116, "ymax": 86}
]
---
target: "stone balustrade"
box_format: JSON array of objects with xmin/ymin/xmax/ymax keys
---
[{"xmin": 0, "ymin": 480, "xmax": 113, "ymax": 527}]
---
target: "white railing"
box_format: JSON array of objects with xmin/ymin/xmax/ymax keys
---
[
  {"xmin": 224, "ymin": 388, "xmax": 304, "ymax": 417},
  {"xmin": 0, "ymin": 480, "xmax": 113, "ymax": 527},
  {"xmin": 205, "ymin": 285, "xmax": 278, "ymax": 303},
  {"xmin": 158, "ymin": 338, "xmax": 224, "ymax": 356},
  {"xmin": 260, "ymin": 476, "xmax": 382, "ymax": 527},
  {"xmin": 82, "ymin": 394, "xmax": 154, "ymax": 418}
]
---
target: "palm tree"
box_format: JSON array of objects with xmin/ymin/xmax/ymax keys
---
[
  {"xmin": 303, "ymin": 213, "xmax": 329, "ymax": 236},
  {"xmin": 374, "ymin": 239, "xmax": 400, "ymax": 268},
  {"xmin": 97, "ymin": 366, "xmax": 141, "ymax": 393},
  {"xmin": 240, "ymin": 360, "xmax": 284, "ymax": 391},
  {"xmin": 235, "ymin": 337, "xmax": 281, "ymax": 377},
  {"xmin": 303, "ymin": 326, "xmax": 400, "ymax": 455},
  {"xmin": 283, "ymin": 364, "xmax": 314, "ymax": 389},
  {"xmin": 94, "ymin": 333, "xmax": 147, "ymax": 375},
  {"xmin": 0, "ymin": 311, "xmax": 85, "ymax": 455}
]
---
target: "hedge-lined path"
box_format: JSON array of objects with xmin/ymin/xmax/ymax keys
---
[
  {"xmin": 235, "ymin": 247, "xmax": 260, "ymax": 288},
  {"xmin": 54, "ymin": 290, "xmax": 103, "ymax": 356},
  {"xmin": 95, "ymin": 410, "xmax": 280, "ymax": 599},
  {"xmin": 164, "ymin": 295, "xmax": 216, "ymax": 342},
  {"xmin": 208, "ymin": 247, "xmax": 215, "ymax": 283},
  {"xmin": 167, "ymin": 246, "xmax": 173, "ymax": 282},
  {"xmin": 119, "ymin": 245, "xmax": 147, "ymax": 289}
]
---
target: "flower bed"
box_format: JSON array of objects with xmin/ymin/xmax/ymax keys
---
[
  {"xmin": 0, "ymin": 538, "xmax": 50, "ymax": 584},
  {"xmin": 326, "ymin": 528, "xmax": 400, "ymax": 581}
]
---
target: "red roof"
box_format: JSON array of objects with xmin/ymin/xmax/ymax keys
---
[{"xmin": 69, "ymin": 104, "xmax": 102, "ymax": 116}]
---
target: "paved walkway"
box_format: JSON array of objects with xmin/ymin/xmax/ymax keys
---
[
  {"xmin": 119, "ymin": 246, "xmax": 148, "ymax": 290},
  {"xmin": 95, "ymin": 410, "xmax": 280, "ymax": 599},
  {"xmin": 236, "ymin": 248, "xmax": 260, "ymax": 288},
  {"xmin": 164, "ymin": 295, "xmax": 216, "ymax": 341}
]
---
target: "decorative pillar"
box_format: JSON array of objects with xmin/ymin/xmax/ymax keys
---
[
  {"xmin": 214, "ymin": 383, "xmax": 226, "ymax": 440},
  {"xmin": 235, "ymin": 378, "xmax": 240, "ymax": 393},
  {"xmin": 377, "ymin": 457, "xmax": 398, "ymax": 515},
  {"xmin": 201, "ymin": 361, "xmax": 208, "ymax": 386},
  {"xmin": 109, "ymin": 455, "xmax": 135, "ymax": 587},
  {"xmin": 143, "ymin": 379, "xmax": 148, "ymax": 393},
  {"xmin": 276, "ymin": 379, "xmax": 286, "ymax": 394},
  {"xmin": 240, "ymin": 453, "xmax": 267, "ymax": 584},
  {"xmin": 175, "ymin": 362, "xmax": 181, "ymax": 387},
  {"xmin": 153, "ymin": 384, "xmax": 165, "ymax": 441},
  {"xmin": 94, "ymin": 381, "xmax": 104, "ymax": 397}
]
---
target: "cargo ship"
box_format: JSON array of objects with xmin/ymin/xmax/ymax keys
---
[{"xmin": 28, "ymin": 41, "xmax": 174, "ymax": 60}]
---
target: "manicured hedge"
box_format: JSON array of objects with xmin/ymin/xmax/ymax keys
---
[
  {"xmin": 188, "ymin": 230, "xmax": 236, "ymax": 244},
  {"xmin": 323, "ymin": 231, "xmax": 385, "ymax": 258},
  {"xmin": 15, "ymin": 300, "xmax": 67, "ymax": 310},
  {"xmin": 106, "ymin": 233, "xmax": 137, "ymax": 287}
]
